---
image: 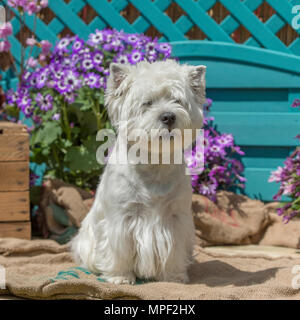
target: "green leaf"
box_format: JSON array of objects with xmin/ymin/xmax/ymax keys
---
[
  {"xmin": 65, "ymin": 137, "xmax": 101, "ymax": 172},
  {"xmin": 34, "ymin": 122, "xmax": 62, "ymax": 146}
]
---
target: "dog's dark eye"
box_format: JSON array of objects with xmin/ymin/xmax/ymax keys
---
[
  {"xmin": 143, "ymin": 100, "xmax": 152, "ymax": 107},
  {"xmin": 174, "ymin": 99, "xmax": 181, "ymax": 105}
]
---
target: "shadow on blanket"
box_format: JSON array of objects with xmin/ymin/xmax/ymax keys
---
[{"xmin": 189, "ymin": 260, "xmax": 279, "ymax": 287}]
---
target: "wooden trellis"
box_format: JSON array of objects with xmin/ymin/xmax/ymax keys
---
[
  {"xmin": 1, "ymin": 0, "xmax": 299, "ymax": 70},
  {"xmin": 0, "ymin": 0, "xmax": 300, "ymax": 201}
]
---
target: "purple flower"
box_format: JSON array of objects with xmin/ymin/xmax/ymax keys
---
[
  {"xmin": 81, "ymin": 58, "xmax": 94, "ymax": 71},
  {"xmin": 36, "ymin": 70, "xmax": 48, "ymax": 89},
  {"xmin": 0, "ymin": 22, "xmax": 13, "ymax": 38},
  {"xmin": 0, "ymin": 40, "xmax": 11, "ymax": 52},
  {"xmin": 88, "ymin": 31, "xmax": 104, "ymax": 46},
  {"xmin": 125, "ymin": 34, "xmax": 139, "ymax": 46},
  {"xmin": 41, "ymin": 40, "xmax": 52, "ymax": 55},
  {"xmin": 36, "ymin": 93, "xmax": 53, "ymax": 111},
  {"xmin": 72, "ymin": 37, "xmax": 84, "ymax": 52},
  {"xmin": 63, "ymin": 91, "xmax": 77, "ymax": 104},
  {"xmin": 156, "ymin": 43, "xmax": 171, "ymax": 55},
  {"xmin": 292, "ymin": 99, "xmax": 300, "ymax": 109},
  {"xmin": 92, "ymin": 51, "xmax": 104, "ymax": 66},
  {"xmin": 215, "ymin": 134, "xmax": 234, "ymax": 148},
  {"xmin": 27, "ymin": 57, "xmax": 38, "ymax": 68},
  {"xmin": 128, "ymin": 50, "xmax": 144, "ymax": 64},
  {"xmin": 52, "ymin": 113, "xmax": 60, "ymax": 121},
  {"xmin": 26, "ymin": 37, "xmax": 37, "ymax": 47},
  {"xmin": 116, "ymin": 54, "xmax": 128, "ymax": 64},
  {"xmin": 55, "ymin": 37, "xmax": 70, "ymax": 53},
  {"xmin": 63, "ymin": 69, "xmax": 81, "ymax": 92},
  {"xmin": 83, "ymin": 73, "xmax": 100, "ymax": 89}
]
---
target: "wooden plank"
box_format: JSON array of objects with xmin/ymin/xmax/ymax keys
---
[
  {"xmin": 240, "ymin": 146, "xmax": 293, "ymax": 168},
  {"xmin": 0, "ymin": 121, "xmax": 27, "ymax": 133},
  {"xmin": 0, "ymin": 162, "xmax": 29, "ymax": 192},
  {"xmin": 0, "ymin": 134, "xmax": 29, "ymax": 162},
  {"xmin": 242, "ymin": 168, "xmax": 285, "ymax": 202},
  {"xmin": 211, "ymin": 112, "xmax": 300, "ymax": 147},
  {"xmin": 0, "ymin": 192, "xmax": 30, "ymax": 222},
  {"xmin": 0, "ymin": 222, "xmax": 31, "ymax": 240},
  {"xmin": 171, "ymin": 41, "xmax": 300, "ymax": 76}
]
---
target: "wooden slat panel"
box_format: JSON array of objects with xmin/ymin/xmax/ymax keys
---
[
  {"xmin": 242, "ymin": 168, "xmax": 283, "ymax": 201},
  {"xmin": 241, "ymin": 146, "xmax": 293, "ymax": 168},
  {"xmin": 0, "ymin": 162, "xmax": 29, "ymax": 192},
  {"xmin": 0, "ymin": 222, "xmax": 31, "ymax": 240},
  {"xmin": 0, "ymin": 134, "xmax": 29, "ymax": 161},
  {"xmin": 211, "ymin": 112, "xmax": 300, "ymax": 146},
  {"xmin": 0, "ymin": 192, "xmax": 29, "ymax": 222},
  {"xmin": 172, "ymin": 42, "xmax": 300, "ymax": 76}
]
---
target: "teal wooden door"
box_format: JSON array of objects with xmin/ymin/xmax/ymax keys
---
[
  {"xmin": 172, "ymin": 41, "xmax": 300, "ymax": 201},
  {"xmin": 2, "ymin": 0, "xmax": 300, "ymax": 201}
]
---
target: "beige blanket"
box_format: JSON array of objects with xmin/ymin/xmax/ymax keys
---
[{"xmin": 0, "ymin": 238, "xmax": 300, "ymax": 300}]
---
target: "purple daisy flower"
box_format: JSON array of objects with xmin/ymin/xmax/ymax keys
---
[
  {"xmin": 92, "ymin": 51, "xmax": 104, "ymax": 66},
  {"xmin": 125, "ymin": 34, "xmax": 139, "ymax": 46},
  {"xmin": 116, "ymin": 54, "xmax": 128, "ymax": 64},
  {"xmin": 156, "ymin": 43, "xmax": 171, "ymax": 54},
  {"xmin": 84, "ymin": 73, "xmax": 100, "ymax": 89},
  {"xmin": 63, "ymin": 70, "xmax": 82, "ymax": 92},
  {"xmin": 72, "ymin": 37, "xmax": 84, "ymax": 52},
  {"xmin": 63, "ymin": 91, "xmax": 77, "ymax": 104},
  {"xmin": 88, "ymin": 31, "xmax": 104, "ymax": 46},
  {"xmin": 36, "ymin": 93, "xmax": 53, "ymax": 111},
  {"xmin": 81, "ymin": 58, "xmax": 94, "ymax": 71},
  {"xmin": 55, "ymin": 79, "xmax": 68, "ymax": 94},
  {"xmin": 128, "ymin": 50, "xmax": 144, "ymax": 64},
  {"xmin": 36, "ymin": 70, "xmax": 49, "ymax": 89},
  {"xmin": 216, "ymin": 134, "xmax": 234, "ymax": 148},
  {"xmin": 17, "ymin": 94, "xmax": 31, "ymax": 110},
  {"xmin": 55, "ymin": 37, "xmax": 70, "ymax": 52}
]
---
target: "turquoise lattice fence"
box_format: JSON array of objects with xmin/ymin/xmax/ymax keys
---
[{"xmin": 1, "ymin": 0, "xmax": 300, "ymax": 201}]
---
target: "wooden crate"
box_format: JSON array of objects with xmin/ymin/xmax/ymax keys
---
[{"xmin": 0, "ymin": 122, "xmax": 31, "ymax": 239}]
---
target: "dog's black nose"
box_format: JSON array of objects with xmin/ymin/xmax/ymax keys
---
[{"xmin": 160, "ymin": 112, "xmax": 176, "ymax": 126}]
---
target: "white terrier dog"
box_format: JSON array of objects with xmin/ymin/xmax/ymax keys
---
[{"xmin": 71, "ymin": 59, "xmax": 206, "ymax": 284}]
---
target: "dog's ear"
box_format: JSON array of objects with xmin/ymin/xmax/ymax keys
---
[
  {"xmin": 188, "ymin": 65, "xmax": 206, "ymax": 104},
  {"xmin": 188, "ymin": 65, "xmax": 206, "ymax": 91},
  {"xmin": 109, "ymin": 63, "xmax": 130, "ymax": 88}
]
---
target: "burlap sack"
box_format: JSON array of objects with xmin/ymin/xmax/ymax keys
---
[
  {"xmin": 0, "ymin": 238, "xmax": 300, "ymax": 300},
  {"xmin": 37, "ymin": 179, "xmax": 94, "ymax": 243},
  {"xmin": 192, "ymin": 191, "xmax": 300, "ymax": 249}
]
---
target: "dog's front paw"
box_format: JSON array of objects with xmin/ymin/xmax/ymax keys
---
[{"xmin": 104, "ymin": 274, "xmax": 136, "ymax": 285}]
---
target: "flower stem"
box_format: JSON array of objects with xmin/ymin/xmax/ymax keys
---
[{"xmin": 62, "ymin": 100, "xmax": 71, "ymax": 141}]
